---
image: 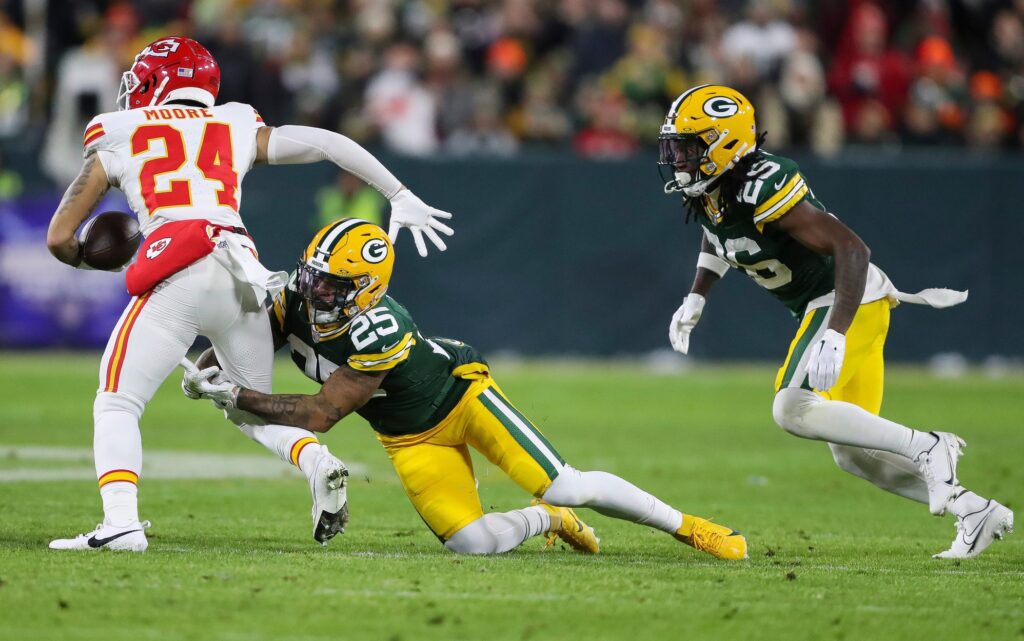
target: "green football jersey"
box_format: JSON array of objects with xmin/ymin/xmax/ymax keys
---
[
  {"xmin": 696, "ymin": 152, "xmax": 835, "ymax": 317},
  {"xmin": 271, "ymin": 285, "xmax": 485, "ymax": 436}
]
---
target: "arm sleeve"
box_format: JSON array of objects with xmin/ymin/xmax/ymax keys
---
[{"xmin": 267, "ymin": 125, "xmax": 403, "ymax": 199}]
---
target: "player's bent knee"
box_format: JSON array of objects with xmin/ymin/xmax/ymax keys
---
[
  {"xmin": 772, "ymin": 388, "xmax": 821, "ymax": 439},
  {"xmin": 444, "ymin": 519, "xmax": 500, "ymax": 555},
  {"xmin": 93, "ymin": 391, "xmax": 145, "ymax": 421}
]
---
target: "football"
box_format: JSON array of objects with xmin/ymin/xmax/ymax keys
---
[{"xmin": 79, "ymin": 211, "xmax": 141, "ymax": 270}]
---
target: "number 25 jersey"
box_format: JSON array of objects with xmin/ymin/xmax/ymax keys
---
[
  {"xmin": 82, "ymin": 102, "xmax": 265, "ymax": 236},
  {"xmin": 272, "ymin": 286, "xmax": 483, "ymax": 437}
]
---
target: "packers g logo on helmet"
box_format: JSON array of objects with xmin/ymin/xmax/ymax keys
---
[
  {"xmin": 297, "ymin": 218, "xmax": 395, "ymax": 341},
  {"xmin": 361, "ymin": 238, "xmax": 389, "ymax": 264},
  {"xmin": 658, "ymin": 85, "xmax": 757, "ymax": 197},
  {"xmin": 702, "ymin": 96, "xmax": 739, "ymax": 118}
]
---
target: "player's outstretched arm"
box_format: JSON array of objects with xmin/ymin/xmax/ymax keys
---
[
  {"xmin": 235, "ymin": 366, "xmax": 385, "ymax": 432},
  {"xmin": 181, "ymin": 357, "xmax": 385, "ymax": 432},
  {"xmin": 46, "ymin": 154, "xmax": 110, "ymax": 267},
  {"xmin": 254, "ymin": 126, "xmax": 453, "ymax": 257},
  {"xmin": 669, "ymin": 234, "xmax": 728, "ymax": 354}
]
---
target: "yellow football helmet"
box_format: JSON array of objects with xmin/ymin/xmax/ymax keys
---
[
  {"xmin": 297, "ymin": 218, "xmax": 394, "ymax": 341},
  {"xmin": 658, "ymin": 84, "xmax": 757, "ymax": 197}
]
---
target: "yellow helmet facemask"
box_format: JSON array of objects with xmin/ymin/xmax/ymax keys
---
[
  {"xmin": 297, "ymin": 218, "xmax": 394, "ymax": 342},
  {"xmin": 658, "ymin": 84, "xmax": 757, "ymax": 197}
]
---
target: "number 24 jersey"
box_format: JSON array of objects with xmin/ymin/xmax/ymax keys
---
[{"xmin": 83, "ymin": 102, "xmax": 265, "ymax": 236}]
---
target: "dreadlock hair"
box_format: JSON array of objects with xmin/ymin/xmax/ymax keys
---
[{"xmin": 682, "ymin": 131, "xmax": 768, "ymax": 224}]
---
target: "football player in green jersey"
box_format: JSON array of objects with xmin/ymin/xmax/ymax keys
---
[
  {"xmin": 659, "ymin": 85, "xmax": 1013, "ymax": 558},
  {"xmin": 181, "ymin": 218, "xmax": 747, "ymax": 559}
]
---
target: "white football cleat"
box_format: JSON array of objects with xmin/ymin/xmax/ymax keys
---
[
  {"xmin": 933, "ymin": 500, "xmax": 1014, "ymax": 559},
  {"xmin": 309, "ymin": 446, "xmax": 349, "ymax": 545},
  {"xmin": 48, "ymin": 520, "xmax": 151, "ymax": 552},
  {"xmin": 915, "ymin": 431, "xmax": 965, "ymax": 515}
]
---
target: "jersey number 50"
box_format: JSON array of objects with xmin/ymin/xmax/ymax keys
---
[{"xmin": 131, "ymin": 123, "xmax": 239, "ymax": 215}]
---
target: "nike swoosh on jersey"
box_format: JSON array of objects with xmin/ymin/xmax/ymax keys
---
[
  {"xmin": 773, "ymin": 175, "xmax": 788, "ymax": 190},
  {"xmin": 87, "ymin": 528, "xmax": 142, "ymax": 548}
]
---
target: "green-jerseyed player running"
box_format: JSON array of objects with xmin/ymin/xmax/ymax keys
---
[
  {"xmin": 658, "ymin": 84, "xmax": 1013, "ymax": 558},
  {"xmin": 181, "ymin": 218, "xmax": 747, "ymax": 559}
]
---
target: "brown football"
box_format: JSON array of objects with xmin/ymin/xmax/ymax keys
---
[{"xmin": 79, "ymin": 211, "xmax": 142, "ymax": 271}]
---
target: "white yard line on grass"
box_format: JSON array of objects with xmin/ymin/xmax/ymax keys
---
[{"xmin": 0, "ymin": 445, "xmax": 367, "ymax": 482}]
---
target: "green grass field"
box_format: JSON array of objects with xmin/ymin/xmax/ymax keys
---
[{"xmin": 0, "ymin": 353, "xmax": 1021, "ymax": 641}]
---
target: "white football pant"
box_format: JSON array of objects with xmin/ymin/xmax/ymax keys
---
[{"xmin": 92, "ymin": 255, "xmax": 320, "ymax": 526}]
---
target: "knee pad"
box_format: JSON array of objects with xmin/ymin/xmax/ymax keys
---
[
  {"xmin": 94, "ymin": 391, "xmax": 145, "ymax": 422},
  {"xmin": 444, "ymin": 519, "xmax": 498, "ymax": 555},
  {"xmin": 771, "ymin": 388, "xmax": 821, "ymax": 439},
  {"xmin": 541, "ymin": 465, "xmax": 594, "ymax": 507}
]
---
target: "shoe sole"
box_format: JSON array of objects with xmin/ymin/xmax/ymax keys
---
[
  {"xmin": 48, "ymin": 536, "xmax": 148, "ymax": 552},
  {"xmin": 313, "ymin": 464, "xmax": 349, "ymax": 545}
]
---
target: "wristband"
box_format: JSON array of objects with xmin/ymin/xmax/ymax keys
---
[{"xmin": 696, "ymin": 252, "xmax": 730, "ymax": 278}]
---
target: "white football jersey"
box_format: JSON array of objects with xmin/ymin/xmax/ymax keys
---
[{"xmin": 83, "ymin": 102, "xmax": 265, "ymax": 236}]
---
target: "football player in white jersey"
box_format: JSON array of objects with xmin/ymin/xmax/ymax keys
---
[{"xmin": 44, "ymin": 36, "xmax": 454, "ymax": 552}]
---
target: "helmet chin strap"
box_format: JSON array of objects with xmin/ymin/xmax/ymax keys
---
[{"xmin": 150, "ymin": 76, "xmax": 170, "ymax": 107}]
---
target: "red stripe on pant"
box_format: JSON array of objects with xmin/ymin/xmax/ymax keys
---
[{"xmin": 104, "ymin": 293, "xmax": 152, "ymax": 393}]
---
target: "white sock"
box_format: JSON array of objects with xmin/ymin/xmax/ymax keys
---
[
  {"xmin": 542, "ymin": 466, "xmax": 683, "ymax": 534},
  {"xmin": 949, "ymin": 489, "xmax": 990, "ymax": 519},
  {"xmin": 94, "ymin": 392, "xmax": 144, "ymax": 527},
  {"xmin": 101, "ymin": 482, "xmax": 139, "ymax": 527},
  {"xmin": 229, "ymin": 413, "xmax": 322, "ymax": 472},
  {"xmin": 444, "ymin": 507, "xmax": 550, "ymax": 554},
  {"xmin": 774, "ymin": 389, "xmax": 938, "ymax": 460},
  {"xmin": 828, "ymin": 444, "xmax": 928, "ymax": 503},
  {"xmin": 293, "ymin": 438, "xmax": 325, "ymax": 477}
]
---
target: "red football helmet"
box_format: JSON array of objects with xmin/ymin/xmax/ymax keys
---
[{"xmin": 117, "ymin": 36, "xmax": 220, "ymax": 110}]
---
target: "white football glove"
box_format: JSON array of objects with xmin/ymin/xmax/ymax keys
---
[
  {"xmin": 179, "ymin": 358, "xmax": 240, "ymax": 409},
  {"xmin": 387, "ymin": 188, "xmax": 454, "ymax": 258},
  {"xmin": 668, "ymin": 294, "xmax": 705, "ymax": 354},
  {"xmin": 807, "ymin": 329, "xmax": 846, "ymax": 392}
]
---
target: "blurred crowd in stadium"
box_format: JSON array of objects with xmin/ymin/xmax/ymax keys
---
[{"xmin": 2, "ymin": 0, "xmax": 1024, "ymax": 188}]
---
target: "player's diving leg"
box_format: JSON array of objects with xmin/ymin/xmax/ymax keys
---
[
  {"xmin": 378, "ymin": 434, "xmax": 553, "ymax": 555},
  {"xmin": 50, "ymin": 271, "xmax": 202, "ymax": 551},
  {"xmin": 462, "ymin": 382, "xmax": 747, "ymax": 559},
  {"xmin": 377, "ymin": 423, "xmax": 548, "ymax": 553},
  {"xmin": 772, "ymin": 299, "xmax": 975, "ymax": 516},
  {"xmin": 201, "ymin": 257, "xmax": 347, "ymax": 543}
]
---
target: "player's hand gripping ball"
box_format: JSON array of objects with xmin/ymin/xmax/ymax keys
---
[{"xmin": 78, "ymin": 211, "xmax": 141, "ymax": 271}]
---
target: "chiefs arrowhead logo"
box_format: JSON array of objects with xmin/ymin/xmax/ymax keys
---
[{"xmin": 146, "ymin": 238, "xmax": 172, "ymax": 259}]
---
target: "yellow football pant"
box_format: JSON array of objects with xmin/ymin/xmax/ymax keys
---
[
  {"xmin": 775, "ymin": 298, "xmax": 891, "ymax": 414},
  {"xmin": 376, "ymin": 378, "xmax": 565, "ymax": 541}
]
